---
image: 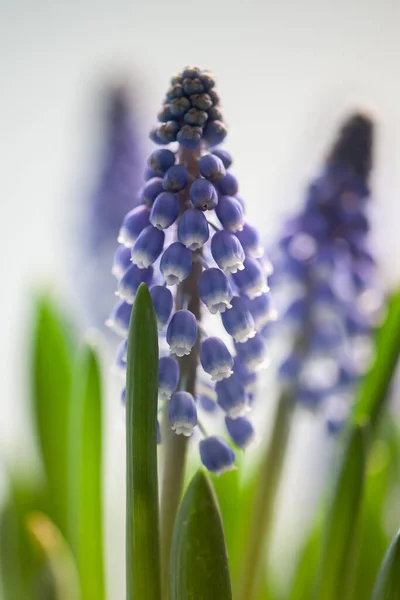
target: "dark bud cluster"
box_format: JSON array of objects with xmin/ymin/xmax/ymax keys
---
[{"xmin": 150, "ymin": 66, "xmax": 227, "ymax": 149}]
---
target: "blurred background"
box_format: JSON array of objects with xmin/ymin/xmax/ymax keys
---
[{"xmin": 1, "ymin": 0, "xmax": 400, "ymax": 597}]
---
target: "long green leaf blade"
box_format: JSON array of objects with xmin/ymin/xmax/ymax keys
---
[
  {"xmin": 126, "ymin": 283, "xmax": 161, "ymax": 600},
  {"xmin": 170, "ymin": 469, "xmax": 232, "ymax": 600},
  {"xmin": 313, "ymin": 425, "xmax": 368, "ymax": 600},
  {"xmin": 69, "ymin": 343, "xmax": 105, "ymax": 600},
  {"xmin": 26, "ymin": 511, "xmax": 80, "ymax": 600},
  {"xmin": 31, "ymin": 296, "xmax": 74, "ymax": 535},
  {"xmin": 372, "ymin": 529, "xmax": 400, "ymax": 600},
  {"xmin": 353, "ymin": 289, "xmax": 400, "ymax": 428}
]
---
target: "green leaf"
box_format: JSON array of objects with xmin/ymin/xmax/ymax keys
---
[
  {"xmin": 68, "ymin": 343, "xmax": 105, "ymax": 600},
  {"xmin": 352, "ymin": 289, "xmax": 400, "ymax": 429},
  {"xmin": 372, "ymin": 529, "xmax": 400, "ymax": 600},
  {"xmin": 313, "ymin": 425, "xmax": 368, "ymax": 600},
  {"xmin": 170, "ymin": 470, "xmax": 232, "ymax": 600},
  {"xmin": 126, "ymin": 283, "xmax": 161, "ymax": 600},
  {"xmin": 211, "ymin": 459, "xmax": 240, "ymax": 572},
  {"xmin": 26, "ymin": 511, "xmax": 80, "ymax": 600},
  {"xmin": 350, "ymin": 436, "xmax": 393, "ymax": 599},
  {"xmin": 0, "ymin": 479, "xmax": 47, "ymax": 600},
  {"xmin": 31, "ymin": 296, "xmax": 74, "ymax": 535},
  {"xmin": 288, "ymin": 519, "xmax": 322, "ymax": 600}
]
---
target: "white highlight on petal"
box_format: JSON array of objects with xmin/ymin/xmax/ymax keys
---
[
  {"xmin": 105, "ymin": 318, "xmax": 127, "ymax": 337},
  {"xmin": 115, "ymin": 286, "xmax": 135, "ymax": 304},
  {"xmin": 247, "ymin": 244, "xmax": 264, "ymax": 259},
  {"xmin": 233, "ymin": 326, "xmax": 257, "ymax": 344},
  {"xmin": 150, "ymin": 215, "xmax": 171, "ymax": 230},
  {"xmin": 209, "ymin": 366, "xmax": 233, "ymax": 382},
  {"xmin": 171, "ymin": 421, "xmax": 195, "ymax": 436},
  {"xmin": 226, "ymin": 403, "xmax": 250, "ymax": 419},
  {"xmin": 242, "ymin": 281, "xmax": 270, "ymax": 300},
  {"xmin": 246, "ymin": 355, "xmax": 270, "ymax": 373},
  {"xmin": 220, "ymin": 257, "xmax": 245, "ymax": 274},
  {"xmin": 131, "ymin": 250, "xmax": 152, "ymax": 269},
  {"xmin": 205, "ymin": 293, "xmax": 232, "ymax": 314},
  {"xmin": 118, "ymin": 227, "xmax": 136, "ymax": 248},
  {"xmin": 163, "ymin": 265, "xmax": 188, "ymax": 286},
  {"xmin": 169, "ymin": 339, "xmax": 193, "ymax": 357},
  {"xmin": 158, "ymin": 387, "xmax": 173, "ymax": 401},
  {"xmin": 182, "ymin": 234, "xmax": 207, "ymax": 251}
]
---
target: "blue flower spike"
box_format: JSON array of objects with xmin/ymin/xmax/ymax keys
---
[
  {"xmin": 108, "ymin": 66, "xmax": 271, "ymax": 471},
  {"xmin": 270, "ymin": 113, "xmax": 380, "ymax": 431}
]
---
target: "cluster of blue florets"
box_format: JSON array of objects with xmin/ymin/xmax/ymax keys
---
[
  {"xmin": 269, "ymin": 114, "xmax": 382, "ymax": 431},
  {"xmin": 150, "ymin": 66, "xmax": 227, "ymax": 150},
  {"xmin": 107, "ymin": 67, "xmax": 274, "ymax": 475}
]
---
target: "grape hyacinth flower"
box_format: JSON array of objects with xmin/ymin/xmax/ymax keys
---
[
  {"xmin": 269, "ymin": 113, "xmax": 382, "ymax": 431},
  {"xmin": 79, "ymin": 86, "xmax": 144, "ymax": 328},
  {"xmin": 107, "ymin": 66, "xmax": 274, "ymax": 474}
]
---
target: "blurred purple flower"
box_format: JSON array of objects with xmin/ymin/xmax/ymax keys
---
[
  {"xmin": 269, "ymin": 114, "xmax": 383, "ymax": 431},
  {"xmin": 78, "ymin": 85, "xmax": 144, "ymax": 328}
]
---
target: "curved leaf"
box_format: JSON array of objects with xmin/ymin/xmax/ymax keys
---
[
  {"xmin": 353, "ymin": 289, "xmax": 400, "ymax": 429},
  {"xmin": 126, "ymin": 283, "xmax": 161, "ymax": 600},
  {"xmin": 31, "ymin": 296, "xmax": 74, "ymax": 535},
  {"xmin": 170, "ymin": 469, "xmax": 232, "ymax": 600},
  {"xmin": 26, "ymin": 511, "xmax": 80, "ymax": 600},
  {"xmin": 372, "ymin": 529, "xmax": 400, "ymax": 600},
  {"xmin": 313, "ymin": 425, "xmax": 368, "ymax": 600},
  {"xmin": 68, "ymin": 343, "xmax": 105, "ymax": 600}
]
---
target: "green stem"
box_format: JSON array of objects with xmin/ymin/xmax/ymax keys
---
[
  {"xmin": 160, "ymin": 148, "xmax": 201, "ymax": 599},
  {"xmin": 238, "ymin": 389, "xmax": 294, "ymax": 600},
  {"xmin": 160, "ymin": 427, "xmax": 189, "ymax": 597}
]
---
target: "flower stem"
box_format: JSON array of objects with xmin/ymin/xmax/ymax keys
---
[
  {"xmin": 160, "ymin": 147, "xmax": 201, "ymax": 599},
  {"xmin": 238, "ymin": 388, "xmax": 294, "ymax": 600}
]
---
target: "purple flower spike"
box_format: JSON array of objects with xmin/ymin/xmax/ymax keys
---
[{"xmin": 108, "ymin": 67, "xmax": 272, "ymax": 472}]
